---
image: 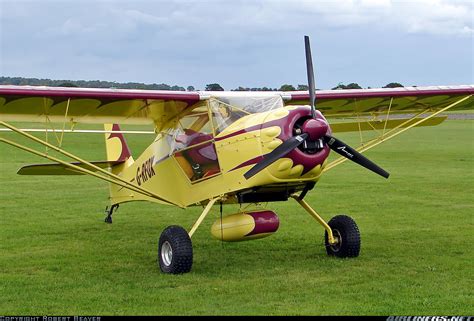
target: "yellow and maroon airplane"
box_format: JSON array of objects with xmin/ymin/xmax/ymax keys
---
[{"xmin": 0, "ymin": 36, "xmax": 473, "ymax": 273}]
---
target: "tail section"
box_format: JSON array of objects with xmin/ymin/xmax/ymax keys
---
[
  {"xmin": 104, "ymin": 124, "xmax": 133, "ymax": 163},
  {"xmin": 104, "ymin": 124, "xmax": 135, "ymax": 205}
]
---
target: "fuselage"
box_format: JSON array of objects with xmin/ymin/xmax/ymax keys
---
[{"xmin": 109, "ymin": 103, "xmax": 332, "ymax": 208}]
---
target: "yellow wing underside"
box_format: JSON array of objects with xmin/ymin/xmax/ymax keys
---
[{"xmin": 1, "ymin": 85, "xmax": 473, "ymax": 177}]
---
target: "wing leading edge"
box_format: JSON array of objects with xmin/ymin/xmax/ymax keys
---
[
  {"xmin": 1, "ymin": 85, "xmax": 472, "ymax": 129},
  {"xmin": 0, "ymin": 86, "xmax": 203, "ymax": 130},
  {"xmin": 286, "ymin": 85, "xmax": 474, "ymax": 117}
]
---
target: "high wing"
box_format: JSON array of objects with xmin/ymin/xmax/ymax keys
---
[
  {"xmin": 0, "ymin": 85, "xmax": 204, "ymax": 130},
  {"xmin": 1, "ymin": 83, "xmax": 473, "ymax": 202},
  {"xmin": 286, "ymin": 85, "xmax": 474, "ymax": 117},
  {"xmin": 2, "ymin": 85, "xmax": 472, "ymax": 129},
  {"xmin": 285, "ymin": 85, "xmax": 474, "ymax": 172}
]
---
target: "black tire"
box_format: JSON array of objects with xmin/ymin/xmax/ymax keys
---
[
  {"xmin": 158, "ymin": 225, "xmax": 193, "ymax": 274},
  {"xmin": 324, "ymin": 215, "xmax": 360, "ymax": 258}
]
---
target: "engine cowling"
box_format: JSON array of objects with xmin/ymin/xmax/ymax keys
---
[{"xmin": 211, "ymin": 210, "xmax": 279, "ymax": 242}]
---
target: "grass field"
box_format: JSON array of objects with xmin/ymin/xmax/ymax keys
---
[{"xmin": 1, "ymin": 119, "xmax": 473, "ymax": 315}]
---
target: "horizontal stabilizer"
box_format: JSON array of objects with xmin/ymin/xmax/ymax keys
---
[
  {"xmin": 331, "ymin": 116, "xmax": 447, "ymax": 133},
  {"xmin": 17, "ymin": 161, "xmax": 124, "ymax": 175},
  {"xmin": 0, "ymin": 128, "xmax": 154, "ymax": 134}
]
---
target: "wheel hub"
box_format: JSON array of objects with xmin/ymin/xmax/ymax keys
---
[
  {"xmin": 161, "ymin": 241, "xmax": 173, "ymax": 266},
  {"xmin": 329, "ymin": 229, "xmax": 342, "ymax": 252}
]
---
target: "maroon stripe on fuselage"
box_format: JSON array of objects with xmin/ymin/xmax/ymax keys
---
[
  {"xmin": 215, "ymin": 127, "xmax": 255, "ymax": 142},
  {"xmin": 215, "ymin": 112, "xmax": 298, "ymax": 141},
  {"xmin": 225, "ymin": 106, "xmax": 331, "ymax": 175},
  {"xmin": 229, "ymin": 155, "xmax": 264, "ymax": 172}
]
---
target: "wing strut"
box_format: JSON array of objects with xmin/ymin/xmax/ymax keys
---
[
  {"xmin": 0, "ymin": 120, "xmax": 176, "ymax": 206},
  {"xmin": 323, "ymin": 94, "xmax": 473, "ymax": 173}
]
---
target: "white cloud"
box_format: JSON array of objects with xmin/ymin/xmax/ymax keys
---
[
  {"xmin": 9, "ymin": 0, "xmax": 469, "ymax": 41},
  {"xmin": 0, "ymin": 0, "xmax": 471, "ymax": 88},
  {"xmin": 270, "ymin": 0, "xmax": 473, "ymax": 36}
]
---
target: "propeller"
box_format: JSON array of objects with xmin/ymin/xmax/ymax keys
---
[
  {"xmin": 243, "ymin": 133, "xmax": 308, "ymax": 180},
  {"xmin": 323, "ymin": 135, "xmax": 389, "ymax": 178},
  {"xmin": 305, "ymin": 35, "xmax": 316, "ymax": 119},
  {"xmin": 244, "ymin": 36, "xmax": 389, "ymax": 180}
]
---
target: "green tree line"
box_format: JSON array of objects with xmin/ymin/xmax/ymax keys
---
[
  {"xmin": 0, "ymin": 77, "xmax": 404, "ymax": 92},
  {"xmin": 0, "ymin": 77, "xmax": 187, "ymax": 91}
]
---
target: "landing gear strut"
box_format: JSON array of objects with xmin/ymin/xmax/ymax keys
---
[
  {"xmin": 157, "ymin": 197, "xmax": 220, "ymax": 274},
  {"xmin": 292, "ymin": 195, "xmax": 361, "ymax": 258},
  {"xmin": 104, "ymin": 204, "xmax": 119, "ymax": 224}
]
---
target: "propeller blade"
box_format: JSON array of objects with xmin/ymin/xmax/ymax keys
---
[
  {"xmin": 244, "ymin": 133, "xmax": 308, "ymax": 179},
  {"xmin": 324, "ymin": 135, "xmax": 390, "ymax": 179},
  {"xmin": 304, "ymin": 35, "xmax": 316, "ymax": 119}
]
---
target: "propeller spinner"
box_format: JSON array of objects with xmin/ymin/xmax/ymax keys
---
[{"xmin": 244, "ymin": 35, "xmax": 389, "ymax": 180}]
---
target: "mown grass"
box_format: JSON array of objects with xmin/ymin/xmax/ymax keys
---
[{"xmin": 0, "ymin": 120, "xmax": 473, "ymax": 315}]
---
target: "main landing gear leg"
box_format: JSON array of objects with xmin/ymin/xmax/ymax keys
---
[
  {"xmin": 291, "ymin": 195, "xmax": 361, "ymax": 258},
  {"xmin": 104, "ymin": 204, "xmax": 119, "ymax": 224},
  {"xmin": 157, "ymin": 197, "xmax": 220, "ymax": 274}
]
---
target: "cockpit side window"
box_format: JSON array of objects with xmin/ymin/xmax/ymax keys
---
[{"xmin": 167, "ymin": 104, "xmax": 221, "ymax": 182}]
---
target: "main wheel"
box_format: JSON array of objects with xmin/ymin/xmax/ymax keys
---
[
  {"xmin": 324, "ymin": 215, "xmax": 360, "ymax": 258},
  {"xmin": 158, "ymin": 225, "xmax": 193, "ymax": 274}
]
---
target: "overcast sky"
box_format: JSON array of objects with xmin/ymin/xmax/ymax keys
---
[{"xmin": 0, "ymin": 0, "xmax": 472, "ymax": 90}]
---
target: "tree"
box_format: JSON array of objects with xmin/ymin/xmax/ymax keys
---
[
  {"xmin": 58, "ymin": 82, "xmax": 78, "ymax": 87},
  {"xmin": 187, "ymin": 86, "xmax": 195, "ymax": 91},
  {"xmin": 383, "ymin": 82, "xmax": 403, "ymax": 88},
  {"xmin": 332, "ymin": 83, "xmax": 345, "ymax": 90},
  {"xmin": 205, "ymin": 83, "xmax": 224, "ymax": 91},
  {"xmin": 332, "ymin": 82, "xmax": 362, "ymax": 90},
  {"xmin": 279, "ymin": 84, "xmax": 296, "ymax": 91},
  {"xmin": 297, "ymin": 84, "xmax": 308, "ymax": 91},
  {"xmin": 232, "ymin": 86, "xmax": 247, "ymax": 91},
  {"xmin": 170, "ymin": 85, "xmax": 186, "ymax": 91},
  {"xmin": 346, "ymin": 83, "xmax": 362, "ymax": 89},
  {"xmin": 232, "ymin": 86, "xmax": 276, "ymax": 91},
  {"xmin": 0, "ymin": 76, "xmax": 188, "ymax": 91}
]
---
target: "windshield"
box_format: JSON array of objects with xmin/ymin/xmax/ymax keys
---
[
  {"xmin": 153, "ymin": 94, "xmax": 285, "ymax": 182},
  {"xmin": 158, "ymin": 93, "xmax": 284, "ymax": 156},
  {"xmin": 209, "ymin": 93, "xmax": 284, "ymax": 134}
]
